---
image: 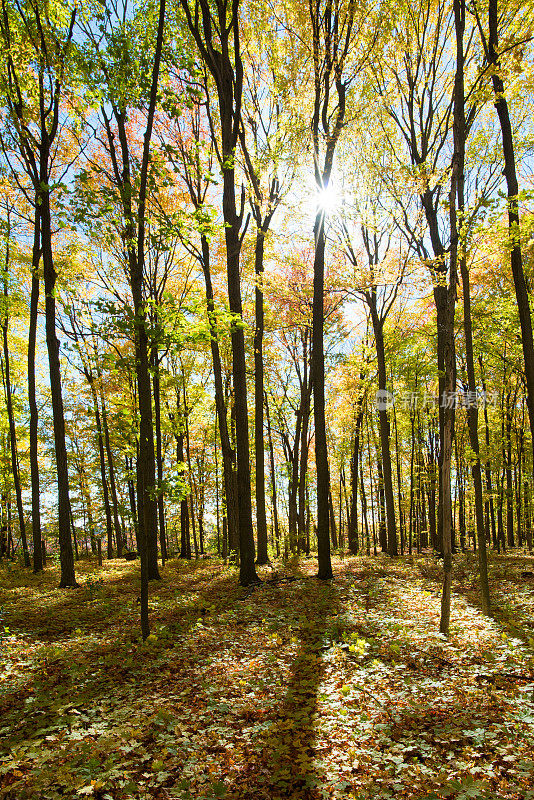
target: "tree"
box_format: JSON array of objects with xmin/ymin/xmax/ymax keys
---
[
  {"xmin": 0, "ymin": 0, "xmax": 78, "ymax": 586},
  {"xmin": 79, "ymin": 0, "xmax": 168, "ymax": 636},
  {"xmin": 472, "ymin": 0, "xmax": 534, "ymax": 504},
  {"xmin": 178, "ymin": 0, "xmax": 260, "ymax": 585},
  {"xmin": 0, "ymin": 203, "xmax": 30, "ymax": 567},
  {"xmin": 307, "ymin": 0, "xmax": 356, "ymax": 579},
  {"xmin": 340, "ymin": 186, "xmax": 408, "ymax": 557},
  {"xmin": 160, "ymin": 98, "xmax": 240, "ymax": 560}
]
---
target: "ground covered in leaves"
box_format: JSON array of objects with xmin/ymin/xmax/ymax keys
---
[{"xmin": 1, "ymin": 551, "xmax": 534, "ymax": 800}]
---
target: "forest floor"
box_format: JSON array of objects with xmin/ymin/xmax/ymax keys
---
[{"xmin": 1, "ymin": 551, "xmax": 534, "ymax": 800}]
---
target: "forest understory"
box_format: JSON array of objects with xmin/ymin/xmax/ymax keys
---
[{"xmin": 1, "ymin": 553, "xmax": 534, "ymax": 800}]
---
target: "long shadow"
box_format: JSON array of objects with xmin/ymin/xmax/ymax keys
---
[
  {"xmin": 415, "ymin": 551, "xmax": 534, "ymax": 644},
  {"xmin": 226, "ymin": 578, "xmax": 339, "ymax": 800},
  {"xmin": 1, "ymin": 558, "xmax": 238, "ymax": 641},
  {"xmin": 0, "ymin": 561, "xmax": 252, "ymax": 753}
]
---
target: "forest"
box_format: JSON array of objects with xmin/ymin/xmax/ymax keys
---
[{"xmin": 1, "ymin": 0, "xmax": 534, "ymax": 798}]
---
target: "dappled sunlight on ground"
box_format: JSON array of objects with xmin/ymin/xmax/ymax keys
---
[{"xmin": 1, "ymin": 553, "xmax": 534, "ymax": 799}]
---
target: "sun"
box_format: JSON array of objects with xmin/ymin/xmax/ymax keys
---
[{"xmin": 315, "ymin": 182, "xmax": 340, "ymax": 216}]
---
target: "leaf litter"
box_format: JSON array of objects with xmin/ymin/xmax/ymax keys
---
[{"xmin": 1, "ymin": 552, "xmax": 534, "ymax": 799}]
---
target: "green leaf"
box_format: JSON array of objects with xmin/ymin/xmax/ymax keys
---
[{"xmin": 211, "ymin": 780, "xmax": 227, "ymax": 797}]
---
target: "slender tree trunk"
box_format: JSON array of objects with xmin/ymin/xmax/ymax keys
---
[
  {"xmin": 486, "ymin": 0, "xmax": 534, "ymax": 469},
  {"xmin": 393, "ymin": 400, "xmax": 404, "ymax": 555},
  {"xmin": 178, "ymin": 0, "xmax": 258, "ymax": 585},
  {"xmin": 312, "ymin": 210, "xmax": 333, "ymax": 579},
  {"xmin": 367, "ymin": 415, "xmax": 378, "ymax": 555},
  {"xmin": 174, "ymin": 387, "xmax": 191, "ymax": 560},
  {"xmin": 524, "ymin": 479, "xmax": 532, "ymax": 552},
  {"xmin": 288, "ymin": 411, "xmax": 302, "ymax": 552},
  {"xmin": 461, "ymin": 209, "xmax": 490, "ymax": 608},
  {"xmin": 41, "ymin": 189, "xmax": 76, "ymax": 588},
  {"xmin": 456, "ymin": 438, "xmax": 466, "ymax": 551},
  {"xmin": 215, "ymin": 411, "xmax": 221, "ymax": 555},
  {"xmin": 370, "ymin": 314, "xmax": 398, "ymax": 556},
  {"xmin": 348, "ymin": 382, "xmax": 365, "ymax": 554},
  {"xmin": 480, "ymin": 362, "xmax": 497, "ymax": 548},
  {"xmin": 329, "ymin": 488, "xmax": 338, "ymax": 549},
  {"xmin": 132, "ymin": 284, "xmax": 160, "ymax": 583},
  {"xmin": 190, "ymin": 493, "xmax": 199, "ymax": 558},
  {"xmin": 297, "ymin": 346, "xmax": 311, "ymax": 553},
  {"xmin": 497, "ymin": 467, "xmax": 505, "ymax": 553},
  {"xmin": 104, "ymin": 424, "xmax": 123, "ymax": 557},
  {"xmin": 428, "ymin": 443, "xmax": 438, "ymax": 551},
  {"xmin": 254, "ymin": 228, "xmax": 269, "ymax": 564},
  {"xmin": 516, "ymin": 419, "xmax": 524, "ymax": 546},
  {"xmin": 505, "ymin": 389, "xmax": 515, "ymax": 548},
  {"xmin": 265, "ymin": 391, "xmax": 280, "ymax": 556},
  {"xmin": 222, "ymin": 170, "xmax": 259, "ymax": 584},
  {"xmin": 374, "ymin": 432, "xmax": 387, "ymax": 553},
  {"xmin": 126, "ymin": 456, "xmax": 138, "ymax": 549},
  {"xmin": 152, "ymin": 349, "xmax": 166, "ymax": 565},
  {"xmin": 360, "ymin": 448, "xmax": 371, "ymax": 556},
  {"xmin": 28, "ymin": 207, "xmax": 42, "ymax": 573},
  {"xmin": 182, "ymin": 372, "xmax": 199, "ymax": 560},
  {"xmin": 70, "ymin": 503, "xmax": 79, "ymax": 560},
  {"xmin": 98, "ymin": 378, "xmax": 124, "ymax": 557},
  {"xmin": 409, "ymin": 408, "xmax": 416, "ymax": 555},
  {"xmin": 75, "ymin": 452, "xmax": 96, "ymax": 554},
  {"xmin": 308, "ymin": 0, "xmax": 353, "ymax": 579},
  {"xmin": 341, "ymin": 473, "xmax": 349, "ymax": 548},
  {"xmin": 88, "ymin": 377, "xmax": 114, "ymax": 558},
  {"xmin": 1, "ymin": 253, "xmax": 30, "ymax": 567},
  {"xmin": 439, "ymin": 0, "xmax": 462, "ymax": 634},
  {"xmin": 199, "ymin": 236, "xmax": 239, "ymax": 556}
]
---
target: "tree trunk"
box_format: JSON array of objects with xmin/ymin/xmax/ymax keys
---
[
  {"xmin": 1, "ymin": 253, "xmax": 30, "ymax": 568},
  {"xmin": 505, "ymin": 389, "xmax": 515, "ymax": 548},
  {"xmin": 221, "ymin": 145, "xmax": 258, "ymax": 584},
  {"xmin": 328, "ymin": 488, "xmax": 338, "ymax": 550},
  {"xmin": 348, "ymin": 381, "xmax": 365, "ymax": 554},
  {"xmin": 88, "ymin": 377, "xmax": 114, "ymax": 558},
  {"xmin": 152, "ymin": 349, "xmax": 166, "ymax": 565},
  {"xmin": 178, "ymin": 0, "xmax": 258, "ymax": 585},
  {"xmin": 375, "ymin": 443, "xmax": 387, "ymax": 553},
  {"xmin": 456, "ymin": 439, "xmax": 466, "ymax": 551},
  {"xmin": 41, "ymin": 189, "xmax": 76, "ymax": 588},
  {"xmin": 126, "ymin": 456, "xmax": 138, "ymax": 549},
  {"xmin": 288, "ymin": 410, "xmax": 302, "ymax": 552},
  {"xmin": 312, "ymin": 210, "xmax": 333, "ymax": 579},
  {"xmin": 497, "ymin": 467, "xmax": 505, "ymax": 553},
  {"xmin": 409, "ymin": 408, "xmax": 416, "ymax": 555},
  {"xmin": 175, "ymin": 387, "xmax": 191, "ymax": 560},
  {"xmin": 265, "ymin": 391, "xmax": 280, "ymax": 557},
  {"xmin": 461, "ymin": 248, "xmax": 491, "ymax": 613},
  {"xmin": 93, "ymin": 366, "xmax": 124, "ymax": 558},
  {"xmin": 524, "ymin": 479, "xmax": 532, "ymax": 552},
  {"xmin": 370, "ymin": 314, "xmax": 398, "ymax": 556},
  {"xmin": 486, "ymin": 0, "xmax": 534, "ymax": 473},
  {"xmin": 254, "ymin": 228, "xmax": 269, "ymax": 564},
  {"xmin": 439, "ymin": 0, "xmax": 462, "ymax": 634},
  {"xmin": 480, "ymin": 362, "xmax": 497, "ymax": 548},
  {"xmin": 360, "ymin": 448, "xmax": 371, "ymax": 556},
  {"xmin": 214, "ymin": 412, "xmax": 221, "ymax": 555},
  {"xmin": 28, "ymin": 207, "xmax": 42, "ymax": 573},
  {"xmin": 297, "ymin": 337, "xmax": 311, "ymax": 553},
  {"xmin": 393, "ymin": 400, "xmax": 404, "ymax": 554},
  {"xmin": 199, "ymin": 236, "xmax": 239, "ymax": 557}
]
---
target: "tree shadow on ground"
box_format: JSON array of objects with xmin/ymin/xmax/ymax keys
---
[
  {"xmin": 0, "ymin": 557, "xmax": 239, "ymax": 640},
  {"xmin": 414, "ymin": 550, "xmax": 534, "ymax": 644},
  {"xmin": 225, "ymin": 578, "xmax": 339, "ymax": 800},
  {"xmin": 0, "ymin": 560, "xmax": 256, "ymax": 751}
]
